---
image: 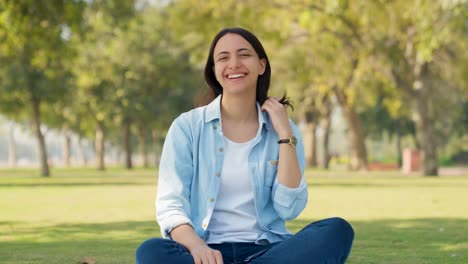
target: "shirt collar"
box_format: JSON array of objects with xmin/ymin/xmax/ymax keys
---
[{"xmin": 204, "ymin": 95, "xmax": 270, "ymax": 130}]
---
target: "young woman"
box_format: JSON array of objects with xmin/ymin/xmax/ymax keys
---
[{"xmin": 136, "ymin": 27, "xmax": 354, "ymax": 264}]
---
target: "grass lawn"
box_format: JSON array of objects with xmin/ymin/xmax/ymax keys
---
[{"xmin": 0, "ymin": 167, "xmax": 467, "ymax": 263}]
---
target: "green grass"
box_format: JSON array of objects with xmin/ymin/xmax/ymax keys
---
[{"xmin": 0, "ymin": 167, "xmax": 467, "ymax": 263}]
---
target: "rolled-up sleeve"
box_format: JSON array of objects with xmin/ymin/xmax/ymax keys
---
[
  {"xmin": 156, "ymin": 115, "xmax": 194, "ymax": 238},
  {"xmin": 272, "ymin": 121, "xmax": 308, "ymax": 220}
]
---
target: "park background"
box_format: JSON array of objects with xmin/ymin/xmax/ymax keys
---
[{"xmin": 0, "ymin": 0, "xmax": 467, "ymax": 263}]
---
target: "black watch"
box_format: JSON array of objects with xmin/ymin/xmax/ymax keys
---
[{"xmin": 277, "ymin": 135, "xmax": 297, "ymax": 148}]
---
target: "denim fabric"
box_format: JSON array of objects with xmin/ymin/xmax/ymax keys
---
[
  {"xmin": 136, "ymin": 217, "xmax": 355, "ymax": 264},
  {"xmin": 156, "ymin": 95, "xmax": 308, "ymax": 243}
]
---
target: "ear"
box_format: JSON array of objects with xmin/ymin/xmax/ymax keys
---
[{"xmin": 258, "ymin": 58, "xmax": 266, "ymax": 75}]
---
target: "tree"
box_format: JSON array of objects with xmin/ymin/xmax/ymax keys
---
[
  {"xmin": 159, "ymin": 0, "xmax": 468, "ymax": 174},
  {"xmin": 72, "ymin": 0, "xmax": 136, "ymax": 170},
  {"xmin": 0, "ymin": 0, "xmax": 85, "ymax": 176},
  {"xmin": 373, "ymin": 0, "xmax": 467, "ymax": 175},
  {"xmin": 166, "ymin": 0, "xmax": 372, "ymax": 169},
  {"xmin": 72, "ymin": 2, "xmax": 200, "ymax": 170}
]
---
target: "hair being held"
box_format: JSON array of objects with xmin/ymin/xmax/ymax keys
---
[{"xmin": 275, "ymin": 92, "xmax": 294, "ymax": 111}]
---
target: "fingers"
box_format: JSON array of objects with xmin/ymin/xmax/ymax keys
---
[
  {"xmin": 207, "ymin": 250, "xmax": 222, "ymax": 264},
  {"xmin": 261, "ymin": 97, "xmax": 288, "ymax": 116},
  {"xmin": 261, "ymin": 96, "xmax": 286, "ymax": 112},
  {"xmin": 191, "ymin": 248, "xmax": 223, "ymax": 264},
  {"xmin": 261, "ymin": 96, "xmax": 292, "ymax": 138},
  {"xmin": 215, "ymin": 250, "xmax": 223, "ymax": 264},
  {"xmin": 193, "ymin": 254, "xmax": 211, "ymax": 264}
]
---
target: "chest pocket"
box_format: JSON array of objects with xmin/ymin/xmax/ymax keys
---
[{"xmin": 264, "ymin": 160, "xmax": 278, "ymax": 187}]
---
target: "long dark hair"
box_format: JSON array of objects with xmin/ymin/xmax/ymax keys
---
[{"xmin": 198, "ymin": 27, "xmax": 293, "ymax": 110}]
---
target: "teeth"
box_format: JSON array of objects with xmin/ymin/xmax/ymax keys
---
[{"xmin": 228, "ymin": 73, "xmax": 245, "ymax": 79}]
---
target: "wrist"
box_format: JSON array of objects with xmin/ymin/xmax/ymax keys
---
[{"xmin": 277, "ymin": 129, "xmax": 293, "ymax": 139}]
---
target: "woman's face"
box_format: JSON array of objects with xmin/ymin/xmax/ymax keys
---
[{"xmin": 212, "ymin": 33, "xmax": 266, "ymax": 97}]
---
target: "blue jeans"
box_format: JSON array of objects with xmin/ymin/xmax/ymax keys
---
[{"xmin": 136, "ymin": 217, "xmax": 354, "ymax": 264}]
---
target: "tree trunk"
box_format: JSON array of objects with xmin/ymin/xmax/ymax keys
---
[
  {"xmin": 320, "ymin": 94, "xmax": 333, "ymax": 170},
  {"xmin": 123, "ymin": 118, "xmax": 133, "ymax": 169},
  {"xmin": 303, "ymin": 122, "xmax": 318, "ymax": 167},
  {"xmin": 413, "ymin": 98, "xmax": 438, "ymax": 176},
  {"xmin": 62, "ymin": 124, "xmax": 71, "ymax": 167},
  {"xmin": 334, "ymin": 87, "xmax": 368, "ymax": 170},
  {"xmin": 396, "ymin": 121, "xmax": 402, "ymax": 168},
  {"xmin": 300, "ymin": 107, "xmax": 318, "ymax": 167},
  {"xmin": 321, "ymin": 115, "xmax": 331, "ymax": 170},
  {"xmin": 77, "ymin": 136, "xmax": 87, "ymax": 166},
  {"xmin": 8, "ymin": 122, "xmax": 17, "ymax": 167},
  {"xmin": 31, "ymin": 96, "xmax": 50, "ymax": 176},
  {"xmin": 412, "ymin": 86, "xmax": 438, "ymax": 176},
  {"xmin": 412, "ymin": 62, "xmax": 438, "ymax": 176},
  {"xmin": 400, "ymin": 35, "xmax": 438, "ymax": 176},
  {"xmin": 138, "ymin": 124, "xmax": 149, "ymax": 168},
  {"xmin": 95, "ymin": 122, "xmax": 105, "ymax": 171}
]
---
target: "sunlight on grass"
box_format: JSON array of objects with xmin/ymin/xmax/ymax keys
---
[
  {"xmin": 436, "ymin": 242, "xmax": 468, "ymax": 251},
  {"xmin": 1, "ymin": 167, "xmax": 467, "ymax": 263}
]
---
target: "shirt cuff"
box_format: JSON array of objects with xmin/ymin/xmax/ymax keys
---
[
  {"xmin": 273, "ymin": 179, "xmax": 307, "ymax": 208},
  {"xmin": 159, "ymin": 213, "xmax": 193, "ymax": 239}
]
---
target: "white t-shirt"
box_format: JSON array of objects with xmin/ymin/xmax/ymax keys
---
[{"xmin": 206, "ymin": 136, "xmax": 263, "ymax": 244}]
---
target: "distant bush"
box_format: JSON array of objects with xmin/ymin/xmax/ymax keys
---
[{"xmin": 438, "ymin": 156, "xmax": 455, "ymax": 166}]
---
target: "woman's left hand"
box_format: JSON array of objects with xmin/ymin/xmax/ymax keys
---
[{"xmin": 261, "ymin": 97, "xmax": 293, "ymax": 139}]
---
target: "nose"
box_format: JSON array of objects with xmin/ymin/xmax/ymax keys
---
[{"xmin": 228, "ymin": 56, "xmax": 241, "ymax": 69}]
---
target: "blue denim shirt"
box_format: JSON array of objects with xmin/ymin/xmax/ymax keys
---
[{"xmin": 156, "ymin": 95, "xmax": 308, "ymax": 244}]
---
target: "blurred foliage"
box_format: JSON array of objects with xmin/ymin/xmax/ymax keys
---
[{"xmin": 0, "ymin": 0, "xmax": 466, "ymax": 173}]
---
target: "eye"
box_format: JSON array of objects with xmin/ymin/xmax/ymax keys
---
[
  {"xmin": 217, "ymin": 56, "xmax": 228, "ymax": 62},
  {"xmin": 240, "ymin": 53, "xmax": 251, "ymax": 57}
]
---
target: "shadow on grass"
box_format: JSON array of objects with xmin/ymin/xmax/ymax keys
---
[
  {"xmin": 1, "ymin": 218, "xmax": 466, "ymax": 264},
  {"xmin": 288, "ymin": 218, "xmax": 467, "ymax": 264},
  {"xmin": 0, "ymin": 220, "xmax": 159, "ymax": 264}
]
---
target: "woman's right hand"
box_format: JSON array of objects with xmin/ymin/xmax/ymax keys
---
[
  {"xmin": 189, "ymin": 244, "xmax": 223, "ymax": 264},
  {"xmin": 170, "ymin": 224, "xmax": 223, "ymax": 264}
]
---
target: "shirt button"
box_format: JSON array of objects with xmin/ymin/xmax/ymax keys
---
[
  {"xmin": 216, "ymin": 172, "xmax": 221, "ymax": 177},
  {"xmin": 209, "ymin": 198, "xmax": 215, "ymax": 202},
  {"xmin": 218, "ymin": 147, "xmax": 223, "ymax": 152},
  {"xmin": 202, "ymin": 223, "xmax": 207, "ymax": 228},
  {"xmin": 213, "ymin": 125, "xmax": 217, "ymax": 129}
]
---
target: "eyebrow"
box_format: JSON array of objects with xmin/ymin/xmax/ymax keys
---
[{"xmin": 215, "ymin": 48, "xmax": 253, "ymax": 58}]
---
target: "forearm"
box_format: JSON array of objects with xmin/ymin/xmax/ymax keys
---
[
  {"xmin": 276, "ymin": 129, "xmax": 302, "ymax": 188},
  {"xmin": 170, "ymin": 224, "xmax": 206, "ymax": 252}
]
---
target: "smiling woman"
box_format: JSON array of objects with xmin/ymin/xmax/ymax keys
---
[{"xmin": 136, "ymin": 27, "xmax": 354, "ymax": 264}]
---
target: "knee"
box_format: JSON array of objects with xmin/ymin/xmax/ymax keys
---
[
  {"xmin": 136, "ymin": 238, "xmax": 166, "ymax": 264},
  {"xmin": 327, "ymin": 217, "xmax": 354, "ymax": 243}
]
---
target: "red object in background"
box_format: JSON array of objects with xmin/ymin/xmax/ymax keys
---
[{"xmin": 402, "ymin": 148, "xmax": 421, "ymax": 173}]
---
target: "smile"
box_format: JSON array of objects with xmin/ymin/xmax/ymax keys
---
[{"xmin": 227, "ymin": 73, "xmax": 246, "ymax": 79}]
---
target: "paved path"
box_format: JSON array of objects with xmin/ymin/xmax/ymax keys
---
[{"xmin": 439, "ymin": 166, "xmax": 468, "ymax": 176}]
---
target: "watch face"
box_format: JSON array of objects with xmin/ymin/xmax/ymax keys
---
[{"xmin": 290, "ymin": 135, "xmax": 297, "ymax": 146}]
